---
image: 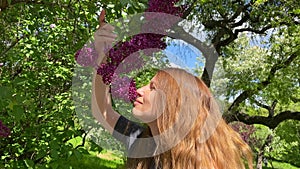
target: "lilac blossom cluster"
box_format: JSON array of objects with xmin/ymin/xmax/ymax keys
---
[
  {"xmin": 74, "ymin": 43, "xmax": 98, "ymax": 68},
  {"xmin": 146, "ymin": 0, "xmax": 185, "ymax": 15},
  {"xmin": 230, "ymin": 122, "xmax": 256, "ymax": 145},
  {"xmin": 110, "ymin": 75, "xmax": 138, "ymax": 102},
  {"xmin": 144, "ymin": 0, "xmax": 186, "ymax": 32},
  {"xmin": 97, "ymin": 34, "xmax": 166, "ymax": 85},
  {"xmin": 0, "ymin": 120, "xmax": 10, "ymax": 138},
  {"xmin": 75, "ymin": 0, "xmax": 186, "ymax": 102}
]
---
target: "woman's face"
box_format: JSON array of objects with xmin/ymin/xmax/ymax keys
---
[{"xmin": 132, "ymin": 75, "xmax": 162, "ymax": 123}]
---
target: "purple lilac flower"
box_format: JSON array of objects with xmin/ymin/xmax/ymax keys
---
[
  {"xmin": 0, "ymin": 120, "xmax": 11, "ymax": 138},
  {"xmin": 144, "ymin": 0, "xmax": 186, "ymax": 33},
  {"xmin": 75, "ymin": 0, "xmax": 186, "ymax": 102},
  {"xmin": 230, "ymin": 122, "xmax": 256, "ymax": 144},
  {"xmin": 75, "ymin": 43, "xmax": 98, "ymax": 68},
  {"xmin": 50, "ymin": 24, "xmax": 56, "ymax": 28},
  {"xmin": 111, "ymin": 75, "xmax": 138, "ymax": 102},
  {"xmin": 114, "ymin": 52, "xmax": 145, "ymax": 75}
]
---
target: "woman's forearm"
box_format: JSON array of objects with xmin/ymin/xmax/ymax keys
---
[{"xmin": 91, "ymin": 70, "xmax": 120, "ymax": 134}]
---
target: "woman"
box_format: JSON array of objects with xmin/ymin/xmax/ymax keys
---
[{"xmin": 92, "ymin": 10, "xmax": 253, "ymax": 169}]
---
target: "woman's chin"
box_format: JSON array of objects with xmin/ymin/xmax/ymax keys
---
[
  {"xmin": 132, "ymin": 108, "xmax": 142, "ymax": 118},
  {"xmin": 132, "ymin": 108, "xmax": 158, "ymax": 123}
]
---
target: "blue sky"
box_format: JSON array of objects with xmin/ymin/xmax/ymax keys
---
[
  {"xmin": 163, "ymin": 39, "xmax": 203, "ymax": 73},
  {"xmin": 162, "ymin": 31, "xmax": 271, "ymax": 74}
]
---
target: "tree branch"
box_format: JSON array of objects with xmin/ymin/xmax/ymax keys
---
[
  {"xmin": 228, "ymin": 52, "xmax": 299, "ymax": 112},
  {"xmin": 75, "ymin": 129, "xmax": 90, "ymax": 149},
  {"xmin": 225, "ymin": 111, "xmax": 300, "ymax": 129},
  {"xmin": 181, "ymin": 0, "xmax": 197, "ymax": 19},
  {"xmin": 0, "ymin": 34, "xmax": 27, "ymax": 57},
  {"xmin": 269, "ymin": 100, "xmax": 277, "ymax": 117},
  {"xmin": 215, "ymin": 28, "xmax": 238, "ymax": 51},
  {"xmin": 253, "ymin": 99, "xmax": 270, "ymax": 111},
  {"xmin": 253, "ymin": 99, "xmax": 277, "ymax": 117},
  {"xmin": 1, "ymin": 0, "xmax": 73, "ymax": 12},
  {"xmin": 291, "ymin": 96, "xmax": 300, "ymax": 103},
  {"xmin": 1, "ymin": 0, "xmax": 37, "ymax": 11},
  {"xmin": 168, "ymin": 25, "xmax": 219, "ymax": 87},
  {"xmin": 229, "ymin": 1, "xmax": 252, "ymax": 27},
  {"xmin": 235, "ymin": 25, "xmax": 273, "ymax": 35}
]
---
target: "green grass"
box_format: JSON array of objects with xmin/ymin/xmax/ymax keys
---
[
  {"xmin": 62, "ymin": 138, "xmax": 300, "ymax": 169},
  {"xmin": 49, "ymin": 151, "xmax": 300, "ymax": 169},
  {"xmin": 262, "ymin": 161, "xmax": 300, "ymax": 169},
  {"xmin": 71, "ymin": 154, "xmax": 123, "ymax": 169},
  {"xmin": 63, "ymin": 137, "xmax": 124, "ymax": 169},
  {"xmin": 48, "ymin": 151, "xmax": 124, "ymax": 169},
  {"xmin": 79, "ymin": 152, "xmax": 300, "ymax": 169}
]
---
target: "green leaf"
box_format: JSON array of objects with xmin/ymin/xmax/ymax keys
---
[
  {"xmin": 0, "ymin": 86, "xmax": 12, "ymax": 99},
  {"xmin": 24, "ymin": 159, "xmax": 34, "ymax": 168},
  {"xmin": 36, "ymin": 150, "xmax": 47, "ymax": 160},
  {"xmin": 293, "ymin": 9, "xmax": 300, "ymax": 14},
  {"xmin": 13, "ymin": 77, "xmax": 27, "ymax": 85},
  {"xmin": 50, "ymin": 149, "xmax": 59, "ymax": 159},
  {"xmin": 50, "ymin": 140, "xmax": 60, "ymax": 150},
  {"xmin": 12, "ymin": 105, "xmax": 24, "ymax": 122},
  {"xmin": 50, "ymin": 162, "xmax": 59, "ymax": 169},
  {"xmin": 120, "ymin": 0, "xmax": 129, "ymax": 6},
  {"xmin": 73, "ymin": 149, "xmax": 83, "ymax": 160}
]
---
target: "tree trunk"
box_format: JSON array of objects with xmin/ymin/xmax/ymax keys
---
[
  {"xmin": 256, "ymin": 134, "xmax": 273, "ymax": 169},
  {"xmin": 256, "ymin": 151, "xmax": 263, "ymax": 169}
]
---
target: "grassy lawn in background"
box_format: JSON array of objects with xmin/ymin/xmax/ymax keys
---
[
  {"xmin": 262, "ymin": 161, "xmax": 300, "ymax": 169},
  {"xmin": 64, "ymin": 137, "xmax": 124, "ymax": 169},
  {"xmin": 68, "ymin": 154, "xmax": 300, "ymax": 169},
  {"xmin": 51, "ymin": 149, "xmax": 124, "ymax": 169},
  {"xmin": 71, "ymin": 152, "xmax": 123, "ymax": 169},
  {"xmin": 50, "ymin": 148, "xmax": 300, "ymax": 169},
  {"xmin": 73, "ymin": 152, "xmax": 300, "ymax": 169},
  {"xmin": 66, "ymin": 137, "xmax": 300, "ymax": 169}
]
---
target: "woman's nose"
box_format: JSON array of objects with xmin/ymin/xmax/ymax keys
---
[
  {"xmin": 136, "ymin": 85, "xmax": 148, "ymax": 97},
  {"xmin": 136, "ymin": 87, "xmax": 144, "ymax": 97}
]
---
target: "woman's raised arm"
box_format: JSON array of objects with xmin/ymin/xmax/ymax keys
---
[{"xmin": 91, "ymin": 10, "xmax": 120, "ymax": 134}]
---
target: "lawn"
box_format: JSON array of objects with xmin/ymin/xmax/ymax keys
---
[
  {"xmin": 47, "ymin": 150, "xmax": 124, "ymax": 169},
  {"xmin": 66, "ymin": 137, "xmax": 300, "ymax": 169},
  {"xmin": 262, "ymin": 161, "xmax": 299, "ymax": 169}
]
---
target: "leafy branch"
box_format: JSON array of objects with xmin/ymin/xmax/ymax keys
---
[
  {"xmin": 226, "ymin": 110, "xmax": 300, "ymax": 129},
  {"xmin": 223, "ymin": 51, "xmax": 299, "ymax": 128},
  {"xmin": 0, "ymin": 34, "xmax": 27, "ymax": 57},
  {"xmin": 228, "ymin": 51, "xmax": 299, "ymax": 113},
  {"xmin": 253, "ymin": 99, "xmax": 278, "ymax": 117}
]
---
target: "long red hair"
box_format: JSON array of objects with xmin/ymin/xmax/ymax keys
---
[{"xmin": 127, "ymin": 68, "xmax": 253, "ymax": 169}]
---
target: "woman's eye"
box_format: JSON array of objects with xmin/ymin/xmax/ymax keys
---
[{"xmin": 150, "ymin": 84, "xmax": 155, "ymax": 90}]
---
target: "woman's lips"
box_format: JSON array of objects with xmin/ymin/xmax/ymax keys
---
[{"xmin": 134, "ymin": 99, "xmax": 143, "ymax": 106}]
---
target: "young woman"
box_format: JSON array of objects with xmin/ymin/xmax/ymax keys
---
[{"xmin": 91, "ymin": 10, "xmax": 253, "ymax": 169}]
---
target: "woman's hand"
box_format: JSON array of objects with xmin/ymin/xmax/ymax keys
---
[{"xmin": 94, "ymin": 10, "xmax": 117, "ymax": 65}]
